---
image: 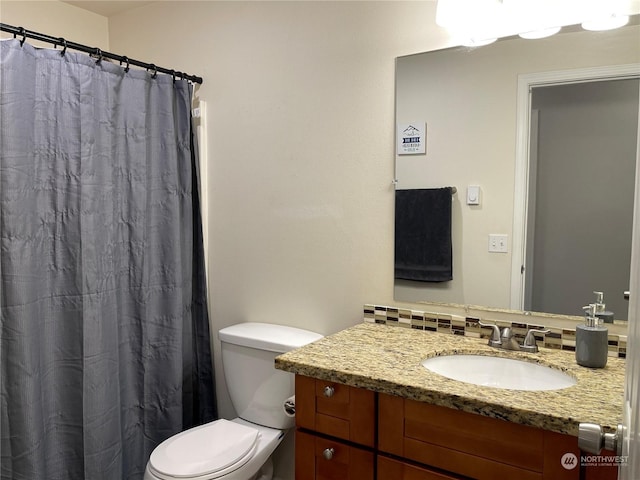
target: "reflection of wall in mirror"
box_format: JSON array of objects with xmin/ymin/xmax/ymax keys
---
[
  {"xmin": 394, "ymin": 23, "xmax": 640, "ymax": 314},
  {"xmin": 527, "ymin": 79, "xmax": 638, "ymax": 319}
]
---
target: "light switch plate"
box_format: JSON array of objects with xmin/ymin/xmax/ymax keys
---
[
  {"xmin": 488, "ymin": 234, "xmax": 508, "ymax": 253},
  {"xmin": 467, "ymin": 185, "xmax": 480, "ymax": 205}
]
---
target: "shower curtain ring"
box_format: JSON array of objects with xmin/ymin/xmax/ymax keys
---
[
  {"xmin": 149, "ymin": 64, "xmax": 158, "ymax": 79},
  {"xmin": 58, "ymin": 38, "xmax": 67, "ymax": 56},
  {"xmin": 94, "ymin": 48, "xmax": 103, "ymax": 64},
  {"xmin": 121, "ymin": 56, "xmax": 130, "ymax": 73},
  {"xmin": 18, "ymin": 27, "xmax": 26, "ymax": 46},
  {"xmin": 171, "ymin": 70, "xmax": 176, "ymax": 83}
]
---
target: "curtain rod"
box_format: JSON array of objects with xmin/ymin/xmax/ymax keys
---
[{"xmin": 0, "ymin": 23, "xmax": 203, "ymax": 84}]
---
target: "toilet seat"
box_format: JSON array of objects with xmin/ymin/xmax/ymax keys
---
[{"xmin": 148, "ymin": 419, "xmax": 260, "ymax": 480}]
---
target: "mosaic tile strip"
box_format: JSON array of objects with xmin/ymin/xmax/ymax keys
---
[{"xmin": 363, "ymin": 304, "xmax": 626, "ymax": 359}]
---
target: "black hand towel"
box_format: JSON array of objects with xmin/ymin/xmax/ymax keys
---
[{"xmin": 395, "ymin": 187, "xmax": 453, "ymax": 282}]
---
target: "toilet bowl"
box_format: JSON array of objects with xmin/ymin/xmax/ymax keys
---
[{"xmin": 143, "ymin": 323, "xmax": 323, "ymax": 480}]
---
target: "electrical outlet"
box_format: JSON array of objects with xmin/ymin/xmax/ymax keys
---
[{"xmin": 488, "ymin": 234, "xmax": 508, "ymax": 253}]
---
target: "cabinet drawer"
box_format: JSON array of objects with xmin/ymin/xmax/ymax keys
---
[
  {"xmin": 295, "ymin": 430, "xmax": 374, "ymax": 480},
  {"xmin": 295, "ymin": 375, "xmax": 375, "ymax": 447},
  {"xmin": 378, "ymin": 455, "xmax": 462, "ymax": 480},
  {"xmin": 379, "ymin": 393, "xmax": 546, "ymax": 480}
]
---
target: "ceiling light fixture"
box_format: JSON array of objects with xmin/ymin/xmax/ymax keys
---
[
  {"xmin": 582, "ymin": 13, "xmax": 630, "ymax": 30},
  {"xmin": 519, "ymin": 26, "xmax": 562, "ymax": 39},
  {"xmin": 435, "ymin": 0, "xmax": 639, "ymax": 46}
]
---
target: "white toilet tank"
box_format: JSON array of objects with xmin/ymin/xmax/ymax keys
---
[{"xmin": 218, "ymin": 322, "xmax": 323, "ymax": 430}]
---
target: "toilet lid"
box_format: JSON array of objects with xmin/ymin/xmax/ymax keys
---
[{"xmin": 149, "ymin": 419, "xmax": 259, "ymax": 479}]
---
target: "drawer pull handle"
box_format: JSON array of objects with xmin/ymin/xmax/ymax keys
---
[
  {"xmin": 323, "ymin": 386, "xmax": 335, "ymax": 398},
  {"xmin": 323, "ymin": 448, "xmax": 335, "ymax": 460}
]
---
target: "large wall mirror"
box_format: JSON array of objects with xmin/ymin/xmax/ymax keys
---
[{"xmin": 394, "ymin": 21, "xmax": 639, "ymax": 321}]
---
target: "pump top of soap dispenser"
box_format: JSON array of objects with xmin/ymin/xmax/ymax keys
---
[
  {"xmin": 593, "ymin": 291, "xmax": 606, "ymax": 314},
  {"xmin": 583, "ymin": 304, "xmax": 599, "ymax": 327}
]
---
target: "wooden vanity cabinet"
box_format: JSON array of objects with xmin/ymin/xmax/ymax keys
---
[
  {"xmin": 294, "ymin": 375, "xmax": 617, "ymax": 480},
  {"xmin": 294, "ymin": 374, "xmax": 376, "ymax": 479}
]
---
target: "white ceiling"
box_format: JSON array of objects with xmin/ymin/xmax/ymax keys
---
[{"xmin": 62, "ymin": 1, "xmax": 155, "ymax": 17}]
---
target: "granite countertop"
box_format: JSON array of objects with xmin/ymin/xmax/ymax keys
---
[{"xmin": 274, "ymin": 322, "xmax": 625, "ymax": 436}]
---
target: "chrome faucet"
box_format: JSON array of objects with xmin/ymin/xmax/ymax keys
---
[{"xmin": 478, "ymin": 321, "xmax": 549, "ymax": 353}]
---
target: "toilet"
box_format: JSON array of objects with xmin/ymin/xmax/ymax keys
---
[{"xmin": 144, "ymin": 322, "xmax": 323, "ymax": 480}]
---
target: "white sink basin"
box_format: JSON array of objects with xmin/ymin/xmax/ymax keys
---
[{"xmin": 421, "ymin": 354, "xmax": 576, "ymax": 391}]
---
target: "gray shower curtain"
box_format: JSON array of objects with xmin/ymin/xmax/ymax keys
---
[{"xmin": 0, "ymin": 39, "xmax": 216, "ymax": 480}]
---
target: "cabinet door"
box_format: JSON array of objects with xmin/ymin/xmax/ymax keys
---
[
  {"xmin": 295, "ymin": 430, "xmax": 374, "ymax": 480},
  {"xmin": 378, "ymin": 456, "xmax": 463, "ymax": 480},
  {"xmin": 295, "ymin": 374, "xmax": 376, "ymax": 447}
]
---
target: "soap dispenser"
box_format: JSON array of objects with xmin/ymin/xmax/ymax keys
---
[
  {"xmin": 593, "ymin": 291, "xmax": 615, "ymax": 324},
  {"xmin": 576, "ymin": 303, "xmax": 608, "ymax": 368}
]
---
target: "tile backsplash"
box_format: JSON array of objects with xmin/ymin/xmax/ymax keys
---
[{"xmin": 364, "ymin": 304, "xmax": 626, "ymax": 359}]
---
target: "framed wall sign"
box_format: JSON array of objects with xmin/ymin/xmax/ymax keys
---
[{"xmin": 397, "ymin": 122, "xmax": 426, "ymax": 155}]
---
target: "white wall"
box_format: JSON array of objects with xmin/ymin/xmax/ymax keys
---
[{"xmin": 0, "ymin": 0, "xmax": 109, "ymax": 48}]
